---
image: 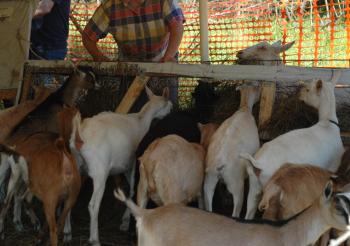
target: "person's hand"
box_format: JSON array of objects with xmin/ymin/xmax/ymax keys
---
[{"xmin": 160, "ymin": 55, "xmax": 176, "ymax": 63}]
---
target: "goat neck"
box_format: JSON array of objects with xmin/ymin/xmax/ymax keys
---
[
  {"xmin": 318, "ymin": 85, "xmax": 338, "ymax": 125},
  {"xmin": 281, "ymin": 202, "xmax": 329, "ymax": 246},
  {"xmin": 137, "ymin": 102, "xmax": 163, "ymax": 138},
  {"xmin": 239, "ymin": 88, "xmax": 256, "ymax": 112},
  {"xmin": 61, "ymin": 82, "xmax": 83, "ymax": 107}
]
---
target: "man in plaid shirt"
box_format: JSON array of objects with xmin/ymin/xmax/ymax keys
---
[{"xmin": 82, "ymin": 0, "xmax": 185, "ymax": 104}]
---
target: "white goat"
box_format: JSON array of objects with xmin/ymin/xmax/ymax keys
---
[
  {"xmin": 137, "ymin": 134, "xmax": 205, "ymax": 208},
  {"xmin": 242, "ymin": 72, "xmax": 345, "ymax": 219},
  {"xmin": 236, "ymin": 40, "xmax": 295, "ymax": 65},
  {"xmin": 70, "ymin": 87, "xmax": 172, "ymax": 246},
  {"xmin": 114, "ymin": 181, "xmax": 350, "ymax": 246},
  {"xmin": 204, "ymin": 84, "xmax": 261, "ymax": 218},
  {"xmin": 0, "ymin": 144, "xmax": 29, "ymax": 238}
]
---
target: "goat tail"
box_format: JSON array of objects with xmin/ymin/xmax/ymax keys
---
[
  {"xmin": 240, "ymin": 153, "xmax": 260, "ymax": 168},
  {"xmin": 258, "ymin": 183, "xmax": 280, "ymax": 212},
  {"xmin": 71, "ymin": 111, "xmax": 84, "ymax": 151},
  {"xmin": 114, "ymin": 188, "xmax": 145, "ymax": 218},
  {"xmin": 55, "ymin": 138, "xmax": 74, "ymax": 184}
]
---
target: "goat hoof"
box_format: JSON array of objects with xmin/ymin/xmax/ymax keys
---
[
  {"xmin": 88, "ymin": 239, "xmax": 101, "ymax": 246},
  {"xmin": 63, "ymin": 233, "xmax": 72, "ymax": 242},
  {"xmin": 14, "ymin": 221, "xmax": 24, "ymax": 232},
  {"xmin": 119, "ymin": 221, "xmax": 129, "ymax": 232}
]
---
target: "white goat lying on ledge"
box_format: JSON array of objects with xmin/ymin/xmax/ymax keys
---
[
  {"xmin": 242, "ymin": 71, "xmax": 345, "ymax": 219},
  {"xmin": 114, "ymin": 181, "xmax": 350, "ymax": 246},
  {"xmin": 70, "ymin": 87, "xmax": 172, "ymax": 246}
]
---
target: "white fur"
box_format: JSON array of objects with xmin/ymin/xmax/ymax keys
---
[
  {"xmin": 70, "ymin": 87, "xmax": 172, "ymax": 246},
  {"xmin": 243, "ymin": 72, "xmax": 345, "ymax": 219},
  {"xmin": 204, "ymin": 85, "xmax": 261, "ymax": 218}
]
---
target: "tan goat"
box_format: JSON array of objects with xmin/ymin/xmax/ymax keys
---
[
  {"xmin": 137, "ymin": 134, "xmax": 205, "ymax": 208},
  {"xmin": 259, "ymin": 163, "xmax": 333, "ymax": 220},
  {"xmin": 115, "ymin": 181, "xmax": 350, "ymax": 246}
]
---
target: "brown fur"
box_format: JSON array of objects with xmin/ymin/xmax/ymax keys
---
[
  {"xmin": 0, "ymin": 86, "xmax": 52, "ymax": 142},
  {"xmin": 260, "ymin": 163, "xmax": 332, "ymax": 220},
  {"xmin": 198, "ymin": 122, "xmax": 219, "ymax": 151},
  {"xmin": 15, "ymin": 109, "xmax": 81, "ymax": 246}
]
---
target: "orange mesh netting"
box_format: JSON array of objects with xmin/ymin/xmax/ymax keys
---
[{"xmin": 68, "ymin": 0, "xmax": 350, "ymax": 67}]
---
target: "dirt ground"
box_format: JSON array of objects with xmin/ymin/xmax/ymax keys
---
[
  {"xmin": 1, "ymin": 177, "xmax": 135, "ymax": 246},
  {"xmin": 1, "ymin": 176, "xmax": 234, "ymax": 246}
]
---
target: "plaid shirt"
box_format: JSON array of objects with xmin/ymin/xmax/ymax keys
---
[{"xmin": 84, "ymin": 0, "xmax": 185, "ymax": 61}]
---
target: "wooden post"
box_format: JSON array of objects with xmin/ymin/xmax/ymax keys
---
[
  {"xmin": 259, "ymin": 81, "xmax": 276, "ymax": 129},
  {"xmin": 115, "ymin": 75, "xmax": 150, "ymax": 113}
]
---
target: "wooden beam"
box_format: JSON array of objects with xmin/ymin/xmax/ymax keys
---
[
  {"xmin": 259, "ymin": 82, "xmax": 276, "ymax": 128},
  {"xmin": 115, "ymin": 75, "xmax": 150, "ymax": 113},
  {"xmin": 24, "ymin": 60, "xmax": 350, "ymax": 84},
  {"xmin": 0, "ymin": 89, "xmax": 17, "ymax": 100}
]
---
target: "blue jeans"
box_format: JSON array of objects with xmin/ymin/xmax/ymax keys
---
[{"xmin": 29, "ymin": 46, "xmax": 67, "ymax": 60}]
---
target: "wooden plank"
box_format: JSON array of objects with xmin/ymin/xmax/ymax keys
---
[
  {"xmin": 259, "ymin": 82, "xmax": 276, "ymax": 128},
  {"xmin": 115, "ymin": 75, "xmax": 150, "ymax": 113},
  {"xmin": 0, "ymin": 89, "xmax": 17, "ymax": 100},
  {"xmin": 24, "ymin": 60, "xmax": 350, "ymax": 85}
]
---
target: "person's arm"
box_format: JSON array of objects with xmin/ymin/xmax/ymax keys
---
[
  {"xmin": 82, "ymin": 34, "xmax": 110, "ymax": 62},
  {"xmin": 33, "ymin": 0, "xmax": 55, "ymax": 19},
  {"xmin": 82, "ymin": 3, "xmax": 111, "ymax": 61},
  {"xmin": 161, "ymin": 0, "xmax": 185, "ymax": 62},
  {"xmin": 161, "ymin": 20, "xmax": 184, "ymax": 62}
]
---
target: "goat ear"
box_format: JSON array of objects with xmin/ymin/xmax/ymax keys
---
[
  {"xmin": 145, "ymin": 86, "xmax": 154, "ymax": 99},
  {"xmin": 271, "ymin": 40, "xmax": 282, "ymax": 47},
  {"xmin": 162, "ymin": 87, "xmax": 170, "ymax": 100},
  {"xmin": 278, "ymin": 41, "xmax": 295, "ymax": 53},
  {"xmin": 197, "ymin": 122, "xmax": 203, "ymax": 131},
  {"xmin": 323, "ymin": 181, "xmax": 334, "ymax": 201},
  {"xmin": 316, "ymin": 79, "xmax": 323, "ymax": 92}
]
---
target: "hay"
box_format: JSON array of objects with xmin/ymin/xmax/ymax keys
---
[{"xmin": 261, "ymin": 85, "xmax": 318, "ymax": 138}]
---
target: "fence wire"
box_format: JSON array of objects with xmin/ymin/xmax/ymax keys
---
[{"xmin": 68, "ymin": 0, "xmax": 350, "ymax": 67}]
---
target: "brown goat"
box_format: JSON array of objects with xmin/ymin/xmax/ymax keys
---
[
  {"xmin": 5, "ymin": 69, "xmax": 95, "ymax": 145},
  {"xmin": 0, "ymin": 86, "xmax": 52, "ymax": 142},
  {"xmin": 14, "ymin": 107, "xmax": 81, "ymax": 246}
]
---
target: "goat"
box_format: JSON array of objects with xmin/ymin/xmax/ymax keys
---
[
  {"xmin": 126, "ymin": 83, "xmax": 218, "ymax": 232},
  {"xmin": 0, "ymin": 108, "xmax": 80, "ymax": 245},
  {"xmin": 11, "ymin": 107, "xmax": 81, "ymax": 246},
  {"xmin": 259, "ymin": 163, "xmax": 333, "ymax": 220},
  {"xmin": 18, "ymin": 135, "xmax": 80, "ymax": 246},
  {"xmin": 242, "ymin": 72, "xmax": 345, "ymax": 219},
  {"xmin": 0, "ymin": 144, "xmax": 29, "ymax": 238},
  {"xmin": 197, "ymin": 122, "xmax": 219, "ymax": 151},
  {"xmin": 0, "ymin": 85, "xmax": 52, "ymax": 142},
  {"xmin": 114, "ymin": 181, "xmax": 350, "ymax": 246},
  {"xmin": 0, "ymin": 70, "xmax": 94, "ymax": 236},
  {"xmin": 70, "ymin": 87, "xmax": 172, "ymax": 246},
  {"xmin": 236, "ymin": 40, "xmax": 295, "ymax": 65},
  {"xmin": 137, "ymin": 134, "xmax": 205, "ymax": 209},
  {"xmin": 5, "ymin": 69, "xmax": 95, "ymax": 145},
  {"xmin": 204, "ymin": 84, "xmax": 261, "ymax": 218}
]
